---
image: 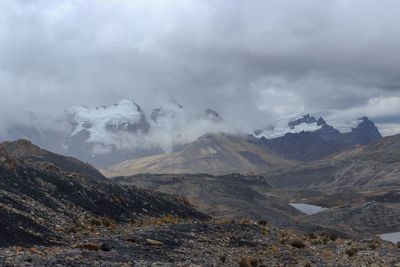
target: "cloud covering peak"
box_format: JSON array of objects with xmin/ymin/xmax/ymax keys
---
[{"xmin": 1, "ymin": 0, "xmax": 400, "ymax": 136}]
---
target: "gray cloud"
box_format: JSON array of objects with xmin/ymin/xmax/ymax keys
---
[{"xmin": 1, "ymin": 0, "xmax": 400, "ymax": 137}]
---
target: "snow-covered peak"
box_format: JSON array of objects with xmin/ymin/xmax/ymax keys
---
[
  {"xmin": 254, "ymin": 113, "xmax": 324, "ymax": 139},
  {"xmin": 67, "ymin": 99, "xmax": 148, "ymax": 144},
  {"xmin": 150, "ymin": 101, "xmax": 184, "ymax": 124}
]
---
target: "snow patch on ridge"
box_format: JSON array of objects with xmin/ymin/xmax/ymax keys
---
[
  {"xmin": 68, "ymin": 99, "xmax": 143, "ymax": 145},
  {"xmin": 254, "ymin": 113, "xmax": 323, "ymax": 139}
]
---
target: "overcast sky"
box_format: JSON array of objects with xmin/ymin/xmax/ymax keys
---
[{"xmin": 1, "ymin": 0, "xmax": 400, "ymax": 136}]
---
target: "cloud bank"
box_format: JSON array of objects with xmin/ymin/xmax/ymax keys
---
[{"xmin": 1, "ymin": 0, "xmax": 400, "ymax": 137}]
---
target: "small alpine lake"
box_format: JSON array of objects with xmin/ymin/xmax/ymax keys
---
[
  {"xmin": 289, "ymin": 203, "xmax": 327, "ymax": 215},
  {"xmin": 380, "ymin": 232, "xmax": 400, "ymax": 243}
]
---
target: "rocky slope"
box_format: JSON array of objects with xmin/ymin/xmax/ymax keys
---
[
  {"xmin": 256, "ymin": 134, "xmax": 400, "ymax": 238},
  {"xmin": 0, "ymin": 142, "xmax": 208, "ymax": 247},
  {"xmin": 1, "ymin": 140, "xmax": 400, "ymax": 265},
  {"xmin": 1, "ymin": 220, "xmax": 399, "ymax": 266},
  {"xmin": 112, "ymin": 173, "xmax": 302, "ymax": 225},
  {"xmin": 305, "ymin": 200, "xmax": 400, "ymax": 237},
  {"xmin": 265, "ymin": 133, "xmax": 400, "ymax": 191},
  {"xmin": 1, "ymin": 139, "xmax": 106, "ymax": 181},
  {"xmin": 102, "ymin": 133, "xmax": 296, "ymax": 176}
]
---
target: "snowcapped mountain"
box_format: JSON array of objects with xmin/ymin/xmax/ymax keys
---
[
  {"xmin": 253, "ymin": 114, "xmax": 380, "ymax": 140},
  {"xmin": 49, "ymin": 99, "xmax": 224, "ymax": 167},
  {"xmin": 252, "ymin": 114, "xmax": 382, "ymax": 161},
  {"xmin": 150, "ymin": 101, "xmax": 185, "ymax": 133},
  {"xmin": 66, "ymin": 99, "xmax": 150, "ymax": 145},
  {"xmin": 150, "ymin": 101, "xmax": 184, "ymax": 123},
  {"xmin": 254, "ymin": 114, "xmax": 324, "ymax": 139},
  {"xmin": 3, "ymin": 101, "xmax": 382, "ymax": 167}
]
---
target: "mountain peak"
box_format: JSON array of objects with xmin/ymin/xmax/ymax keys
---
[
  {"xmin": 351, "ymin": 116, "xmax": 382, "ymax": 144},
  {"xmin": 1, "ymin": 139, "xmax": 45, "ymax": 156},
  {"xmin": 317, "ymin": 117, "xmax": 327, "ymax": 126},
  {"xmin": 288, "ymin": 114, "xmax": 317, "ymax": 129},
  {"xmin": 150, "ymin": 101, "xmax": 184, "ymax": 124},
  {"xmin": 67, "ymin": 99, "xmax": 150, "ymax": 144},
  {"xmin": 254, "ymin": 113, "xmax": 324, "ymax": 139}
]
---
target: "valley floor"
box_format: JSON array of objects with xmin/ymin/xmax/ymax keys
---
[{"xmin": 1, "ymin": 220, "xmax": 399, "ymax": 267}]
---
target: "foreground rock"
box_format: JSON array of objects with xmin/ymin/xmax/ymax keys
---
[
  {"xmin": 0, "ymin": 142, "xmax": 208, "ymax": 247},
  {"xmin": 0, "ymin": 220, "xmax": 399, "ymax": 266}
]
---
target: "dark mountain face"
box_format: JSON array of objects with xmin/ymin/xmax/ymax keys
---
[
  {"xmin": 0, "ymin": 142, "xmax": 208, "ymax": 247},
  {"xmin": 264, "ymin": 133, "xmax": 400, "ymax": 191},
  {"xmin": 258, "ymin": 115, "xmax": 382, "ymax": 162},
  {"xmin": 351, "ymin": 117, "xmax": 382, "ymax": 144},
  {"xmin": 259, "ymin": 132, "xmax": 346, "ymax": 162},
  {"xmin": 1, "ymin": 139, "xmax": 106, "ymax": 181},
  {"xmin": 288, "ymin": 114, "xmax": 317, "ymax": 128}
]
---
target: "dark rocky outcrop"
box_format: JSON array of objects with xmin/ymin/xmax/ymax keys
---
[
  {"xmin": 1, "ymin": 139, "xmax": 106, "ymax": 181},
  {"xmin": 0, "ymin": 142, "xmax": 208, "ymax": 247}
]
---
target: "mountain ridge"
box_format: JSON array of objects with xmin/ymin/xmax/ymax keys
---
[
  {"xmin": 254, "ymin": 114, "xmax": 382, "ymax": 161},
  {"xmin": 264, "ymin": 133, "xmax": 400, "ymax": 191},
  {"xmin": 102, "ymin": 133, "xmax": 297, "ymax": 177}
]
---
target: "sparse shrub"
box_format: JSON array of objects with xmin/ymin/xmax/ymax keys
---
[
  {"xmin": 320, "ymin": 232, "xmax": 338, "ymax": 241},
  {"xmin": 250, "ymin": 257, "xmax": 259, "ymax": 267},
  {"xmin": 114, "ymin": 196, "xmax": 123, "ymax": 203},
  {"xmin": 90, "ymin": 218, "xmax": 101, "ymax": 226},
  {"xmin": 281, "ymin": 230, "xmax": 289, "ymax": 237},
  {"xmin": 345, "ymin": 247, "xmax": 359, "ymax": 257},
  {"xmin": 304, "ymin": 263, "xmax": 312, "ymax": 267},
  {"xmin": 258, "ymin": 220, "xmax": 268, "ymax": 226},
  {"xmin": 82, "ymin": 243, "xmax": 100, "ymax": 251},
  {"xmin": 368, "ymin": 242, "xmax": 378, "ymax": 249},
  {"xmin": 291, "ymin": 239, "xmax": 306, "ymax": 248},
  {"xmin": 101, "ymin": 216, "xmax": 115, "ymax": 228},
  {"xmin": 178, "ymin": 195, "xmax": 194, "ymax": 207},
  {"xmin": 238, "ymin": 259, "xmax": 252, "ymax": 267},
  {"xmin": 126, "ymin": 237, "xmax": 139, "ymax": 244},
  {"xmin": 89, "ymin": 226, "xmax": 98, "ymax": 232},
  {"xmin": 145, "ymin": 215, "xmax": 181, "ymax": 225},
  {"xmin": 307, "ymin": 232, "xmax": 317, "ymax": 239},
  {"xmin": 72, "ymin": 219, "xmax": 84, "ymax": 228},
  {"xmin": 238, "ymin": 219, "xmax": 251, "ymax": 224},
  {"xmin": 68, "ymin": 226, "xmax": 78, "ymax": 233},
  {"xmin": 279, "ymin": 238, "xmax": 286, "ymax": 244},
  {"xmin": 258, "ymin": 227, "xmax": 268, "ymax": 235},
  {"xmin": 311, "ymin": 239, "xmax": 323, "ymax": 245},
  {"xmin": 146, "ymin": 238, "xmax": 164, "ymax": 246},
  {"xmin": 328, "ymin": 233, "xmax": 338, "ymax": 241}
]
